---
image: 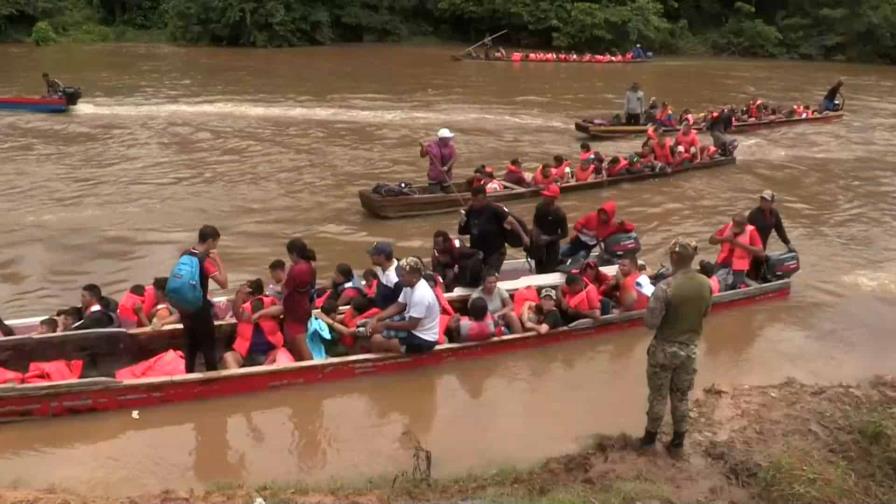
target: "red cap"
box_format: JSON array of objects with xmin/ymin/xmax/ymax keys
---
[{"xmin": 540, "ymin": 184, "xmax": 561, "ymax": 199}]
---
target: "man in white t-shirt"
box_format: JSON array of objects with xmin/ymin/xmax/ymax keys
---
[
  {"xmin": 369, "ymin": 256, "xmax": 440, "ymax": 354},
  {"xmin": 368, "ymin": 241, "xmax": 402, "ymax": 309}
]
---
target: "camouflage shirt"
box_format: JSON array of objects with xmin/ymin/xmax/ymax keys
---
[{"xmin": 644, "ymin": 268, "xmax": 712, "ymax": 346}]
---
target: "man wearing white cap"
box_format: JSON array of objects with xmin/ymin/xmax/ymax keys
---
[{"xmin": 419, "ymin": 128, "xmax": 458, "ymax": 194}]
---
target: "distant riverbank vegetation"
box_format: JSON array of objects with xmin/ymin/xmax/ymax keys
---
[{"xmin": 2, "ymin": 0, "xmax": 894, "ymax": 63}]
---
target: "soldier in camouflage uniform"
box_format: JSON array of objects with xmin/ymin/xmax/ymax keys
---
[{"xmin": 640, "ymin": 238, "xmax": 713, "ymax": 452}]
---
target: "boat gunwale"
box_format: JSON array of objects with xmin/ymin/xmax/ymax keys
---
[{"xmin": 576, "ymin": 111, "xmax": 845, "ymax": 138}]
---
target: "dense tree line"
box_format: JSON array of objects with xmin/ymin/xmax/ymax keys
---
[{"xmin": 1, "ymin": 0, "xmax": 894, "ymax": 63}]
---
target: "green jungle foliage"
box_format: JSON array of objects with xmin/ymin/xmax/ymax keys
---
[{"xmin": 0, "ymin": 0, "xmax": 893, "ymax": 62}]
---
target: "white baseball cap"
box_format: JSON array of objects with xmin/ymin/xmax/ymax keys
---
[{"xmin": 437, "ymin": 128, "xmax": 455, "ymax": 139}]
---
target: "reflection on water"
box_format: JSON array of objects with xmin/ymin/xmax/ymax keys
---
[{"xmin": 0, "ymin": 44, "xmax": 895, "ymax": 494}]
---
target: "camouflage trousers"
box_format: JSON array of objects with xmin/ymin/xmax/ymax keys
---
[{"xmin": 645, "ymin": 340, "xmax": 698, "ymax": 432}]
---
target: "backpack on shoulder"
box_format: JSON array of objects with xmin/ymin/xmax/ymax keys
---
[{"xmin": 165, "ymin": 254, "xmax": 204, "ymax": 314}]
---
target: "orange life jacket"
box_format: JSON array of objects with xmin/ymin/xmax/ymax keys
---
[
  {"xmin": 462, "ymin": 313, "xmax": 497, "ymax": 342},
  {"xmin": 511, "ymin": 52, "xmax": 522, "ymax": 62},
  {"xmin": 533, "ymin": 167, "xmax": 556, "ymax": 186},
  {"xmin": 652, "ymin": 139, "xmax": 674, "ymax": 164},
  {"xmin": 343, "ymin": 307, "xmax": 381, "ymax": 330},
  {"xmin": 715, "ymin": 223, "xmax": 758, "ymax": 271},
  {"xmin": 117, "ymin": 291, "xmax": 145, "ymax": 327},
  {"xmin": 363, "ymin": 279, "xmax": 378, "ymax": 298},
  {"xmin": 485, "ymin": 179, "xmax": 504, "ymax": 193},
  {"xmin": 512, "ymin": 286, "xmax": 539, "ymax": 317},
  {"xmin": 233, "ymin": 296, "xmax": 285, "ymax": 358},
  {"xmin": 621, "ymin": 273, "xmax": 651, "ymax": 311},
  {"xmin": 709, "ymin": 275, "xmax": 721, "ymax": 295},
  {"xmin": 564, "ymin": 284, "xmax": 600, "ymax": 311}
]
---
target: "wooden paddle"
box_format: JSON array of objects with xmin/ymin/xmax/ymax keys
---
[{"xmin": 462, "ymin": 30, "xmax": 508, "ymax": 53}]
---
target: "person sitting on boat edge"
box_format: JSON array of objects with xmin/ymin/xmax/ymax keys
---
[
  {"xmin": 561, "ymin": 201, "xmax": 635, "ymax": 263},
  {"xmin": 559, "ymin": 273, "xmax": 609, "ymax": 322},
  {"xmin": 449, "ymin": 297, "xmax": 497, "ymax": 343},
  {"xmin": 72, "ymin": 283, "xmax": 119, "ymax": 330},
  {"xmin": 266, "ymin": 259, "xmax": 287, "ymax": 302},
  {"xmin": 469, "ymin": 270, "xmax": 523, "ymax": 335},
  {"xmin": 368, "ymin": 241, "xmax": 402, "ymax": 309},
  {"xmin": 458, "ymin": 185, "xmax": 529, "ymax": 274},
  {"xmin": 42, "ymin": 72, "xmax": 64, "ymax": 97},
  {"xmin": 431, "ymin": 230, "xmax": 482, "ymax": 291},
  {"xmin": 709, "ymin": 213, "xmax": 765, "ymax": 291},
  {"xmin": 820, "ymin": 79, "xmax": 844, "ymax": 113},
  {"xmin": 610, "ymin": 254, "xmax": 655, "ymax": 312},
  {"xmin": 521, "ymin": 288, "xmax": 565, "ymax": 335},
  {"xmin": 222, "ymin": 279, "xmax": 285, "ymax": 369},
  {"xmin": 368, "ymin": 257, "xmax": 441, "ymax": 355},
  {"xmin": 531, "ymin": 184, "xmax": 568, "ymax": 274},
  {"xmin": 420, "ymin": 128, "xmax": 457, "ymax": 194},
  {"xmin": 502, "ymin": 158, "xmax": 529, "ymax": 188}
]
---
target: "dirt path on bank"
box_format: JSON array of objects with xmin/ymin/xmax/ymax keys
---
[{"xmin": 3, "ymin": 377, "xmax": 895, "ymax": 504}]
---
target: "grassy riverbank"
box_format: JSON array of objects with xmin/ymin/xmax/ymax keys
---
[{"xmin": 2, "ymin": 377, "xmax": 894, "ymax": 504}]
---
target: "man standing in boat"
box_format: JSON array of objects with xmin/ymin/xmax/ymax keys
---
[
  {"xmin": 820, "ymin": 79, "xmax": 844, "ymax": 113},
  {"xmin": 641, "ymin": 238, "xmax": 712, "ymax": 455},
  {"xmin": 623, "ymin": 83, "xmax": 645, "ymax": 125},
  {"xmin": 420, "ymin": 128, "xmax": 457, "ymax": 194}
]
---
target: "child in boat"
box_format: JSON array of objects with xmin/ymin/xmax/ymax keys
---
[
  {"xmin": 56, "ymin": 307, "xmax": 81, "ymax": 332},
  {"xmin": 36, "ymin": 317, "xmax": 58, "ymax": 335},
  {"xmin": 362, "ymin": 268, "xmax": 378, "ymax": 298},
  {"xmin": 448, "ymin": 297, "xmax": 497, "ymax": 343},
  {"xmin": 147, "ymin": 277, "xmax": 179, "ymax": 329},
  {"xmin": 266, "ymin": 259, "xmax": 286, "ymax": 302}
]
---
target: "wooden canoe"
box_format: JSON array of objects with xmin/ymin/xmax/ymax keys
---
[
  {"xmin": 452, "ymin": 54, "xmax": 651, "ymax": 64},
  {"xmin": 575, "ymin": 111, "xmax": 845, "ymax": 139},
  {"xmin": 0, "ymin": 277, "xmax": 790, "ymax": 422},
  {"xmin": 358, "ymin": 156, "xmax": 735, "ymax": 219}
]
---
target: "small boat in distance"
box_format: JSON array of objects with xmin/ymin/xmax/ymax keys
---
[{"xmin": 0, "ymin": 87, "xmax": 82, "ymax": 113}]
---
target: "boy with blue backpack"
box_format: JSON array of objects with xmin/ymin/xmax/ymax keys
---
[{"xmin": 166, "ymin": 225, "xmax": 229, "ymax": 372}]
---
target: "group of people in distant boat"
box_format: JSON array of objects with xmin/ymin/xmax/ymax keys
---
[{"xmin": 466, "ymin": 45, "xmax": 650, "ymax": 63}]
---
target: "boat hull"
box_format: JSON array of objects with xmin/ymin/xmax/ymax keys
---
[
  {"xmin": 576, "ymin": 112, "xmax": 845, "ymax": 139},
  {"xmin": 0, "ymin": 279, "xmax": 790, "ymax": 422},
  {"xmin": 358, "ymin": 156, "xmax": 736, "ymax": 219},
  {"xmin": 0, "ymin": 97, "xmax": 69, "ymax": 113}
]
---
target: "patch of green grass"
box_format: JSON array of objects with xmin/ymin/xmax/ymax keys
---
[{"xmin": 757, "ymin": 453, "xmax": 861, "ymax": 504}]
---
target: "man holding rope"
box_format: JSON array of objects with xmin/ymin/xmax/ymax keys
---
[{"xmin": 420, "ymin": 128, "xmax": 458, "ymax": 194}]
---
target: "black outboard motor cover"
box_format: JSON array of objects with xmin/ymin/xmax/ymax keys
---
[
  {"xmin": 603, "ymin": 232, "xmax": 641, "ymax": 259},
  {"xmin": 62, "ymin": 86, "xmax": 82, "ymax": 106},
  {"xmin": 765, "ymin": 251, "xmax": 800, "ymax": 280}
]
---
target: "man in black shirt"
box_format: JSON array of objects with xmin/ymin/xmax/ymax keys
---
[
  {"xmin": 531, "ymin": 184, "xmax": 568, "ymax": 273},
  {"xmin": 820, "ymin": 79, "xmax": 844, "ymax": 112},
  {"xmin": 458, "ymin": 185, "xmax": 529, "ymax": 273},
  {"xmin": 747, "ymin": 190, "xmax": 794, "ymax": 280},
  {"xmin": 708, "ymin": 108, "xmax": 737, "ymax": 157},
  {"xmin": 181, "ymin": 225, "xmax": 229, "ymax": 372}
]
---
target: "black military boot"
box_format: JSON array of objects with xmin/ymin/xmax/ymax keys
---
[
  {"xmin": 639, "ymin": 429, "xmax": 658, "ymax": 449},
  {"xmin": 667, "ymin": 431, "xmax": 686, "ymax": 457}
]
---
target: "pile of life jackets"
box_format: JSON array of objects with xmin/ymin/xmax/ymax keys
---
[{"xmin": 0, "ymin": 359, "xmax": 84, "ymax": 385}]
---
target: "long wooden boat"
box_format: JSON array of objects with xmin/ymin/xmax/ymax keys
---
[
  {"xmin": 0, "ymin": 277, "xmax": 790, "ymax": 422},
  {"xmin": 575, "ymin": 111, "xmax": 845, "ymax": 139},
  {"xmin": 358, "ymin": 156, "xmax": 735, "ymax": 219},
  {"xmin": 452, "ymin": 54, "xmax": 651, "ymax": 64}
]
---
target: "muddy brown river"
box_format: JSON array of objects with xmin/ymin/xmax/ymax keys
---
[{"xmin": 0, "ymin": 44, "xmax": 895, "ymax": 495}]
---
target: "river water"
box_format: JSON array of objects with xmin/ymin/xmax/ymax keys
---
[{"xmin": 0, "ymin": 44, "xmax": 895, "ymax": 495}]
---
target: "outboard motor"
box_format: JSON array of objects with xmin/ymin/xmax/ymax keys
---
[
  {"xmin": 61, "ymin": 86, "xmax": 82, "ymax": 106},
  {"xmin": 765, "ymin": 251, "xmax": 800, "ymax": 281},
  {"xmin": 602, "ymin": 232, "xmax": 641, "ymax": 261}
]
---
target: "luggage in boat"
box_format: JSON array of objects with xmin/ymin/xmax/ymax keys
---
[
  {"xmin": 372, "ymin": 182, "xmax": 417, "ymax": 197},
  {"xmin": 603, "ymin": 232, "xmax": 641, "ymax": 259}
]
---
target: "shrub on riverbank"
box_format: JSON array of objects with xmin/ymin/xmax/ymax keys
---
[{"xmin": 1, "ymin": 0, "xmax": 895, "ymax": 62}]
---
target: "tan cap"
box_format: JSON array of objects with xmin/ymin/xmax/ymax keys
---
[
  {"xmin": 760, "ymin": 189, "xmax": 776, "ymax": 201},
  {"xmin": 669, "ymin": 237, "xmax": 698, "ymax": 257},
  {"xmin": 540, "ymin": 287, "xmax": 558, "ymax": 300}
]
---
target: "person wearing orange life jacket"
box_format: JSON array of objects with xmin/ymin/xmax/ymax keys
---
[
  {"xmin": 648, "ymin": 130, "xmax": 675, "ymax": 168},
  {"xmin": 448, "ymin": 297, "xmax": 497, "ymax": 343},
  {"xmin": 532, "ymin": 162, "xmax": 558, "ymax": 187},
  {"xmin": 117, "ymin": 284, "xmax": 146, "ymax": 329},
  {"xmin": 673, "ymin": 122, "xmax": 702, "ymax": 165},
  {"xmin": 613, "ymin": 254, "xmax": 655, "ymax": 312},
  {"xmin": 576, "ymin": 142, "xmax": 605, "ymax": 181},
  {"xmin": 709, "ymin": 213, "xmax": 766, "ymax": 291},
  {"xmin": 502, "ymin": 157, "xmax": 530, "ymax": 187},
  {"xmin": 481, "ymin": 166, "xmax": 505, "ymax": 193},
  {"xmin": 222, "ymin": 279, "xmax": 285, "ymax": 369},
  {"xmin": 561, "ymin": 201, "xmax": 635, "ymax": 261},
  {"xmin": 551, "ymin": 154, "xmax": 572, "ymax": 183},
  {"xmin": 656, "ymin": 102, "xmax": 675, "ymax": 127},
  {"xmin": 511, "ymin": 52, "xmax": 522, "ymax": 62},
  {"xmin": 316, "ymin": 297, "xmax": 379, "ymax": 356},
  {"xmin": 747, "ymin": 97, "xmax": 765, "ymax": 120},
  {"xmin": 362, "ymin": 268, "xmax": 378, "ymax": 298},
  {"xmin": 559, "ymin": 273, "xmax": 610, "ymax": 321}
]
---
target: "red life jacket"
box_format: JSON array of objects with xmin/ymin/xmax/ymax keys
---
[
  {"xmin": 675, "ymin": 131, "xmax": 700, "ymax": 152},
  {"xmin": 606, "ymin": 158, "xmax": 629, "ymax": 177},
  {"xmin": 533, "ymin": 167, "xmax": 556, "ymax": 186},
  {"xmin": 117, "ymin": 291, "xmax": 145, "ymax": 327},
  {"xmin": 233, "ymin": 296, "xmax": 285, "ymax": 358},
  {"xmin": 512, "ymin": 286, "xmax": 539, "ymax": 317},
  {"xmin": 0, "ymin": 367, "xmax": 23, "ymax": 384},
  {"xmin": 564, "ymin": 284, "xmax": 600, "ymax": 311},
  {"xmin": 363, "ymin": 279, "xmax": 378, "ymax": 298},
  {"xmin": 115, "ymin": 350, "xmax": 186, "ymax": 380},
  {"xmin": 462, "ymin": 313, "xmax": 496, "ymax": 342},
  {"xmin": 715, "ymin": 223, "xmax": 758, "ymax": 271},
  {"xmin": 574, "ymin": 165, "xmax": 595, "ymax": 182},
  {"xmin": 435, "ymin": 284, "xmax": 455, "ymax": 316},
  {"xmin": 581, "ymin": 54, "xmax": 592, "ymax": 62},
  {"xmin": 314, "ymin": 289, "xmax": 331, "ymax": 309},
  {"xmin": 652, "ymin": 139, "xmax": 674, "ymax": 165},
  {"xmin": 527, "ymin": 53, "xmax": 537, "ymax": 61},
  {"xmin": 485, "ymin": 179, "xmax": 505, "ymax": 193},
  {"xmin": 511, "ymin": 52, "xmax": 522, "ymax": 62},
  {"xmin": 748, "ymin": 100, "xmax": 763, "ymax": 118},
  {"xmin": 24, "ymin": 360, "xmax": 83, "ymax": 383},
  {"xmin": 340, "ymin": 307, "xmax": 381, "ymax": 348}
]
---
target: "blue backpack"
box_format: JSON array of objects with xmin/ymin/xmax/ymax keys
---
[{"xmin": 166, "ymin": 254, "xmax": 203, "ymax": 314}]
